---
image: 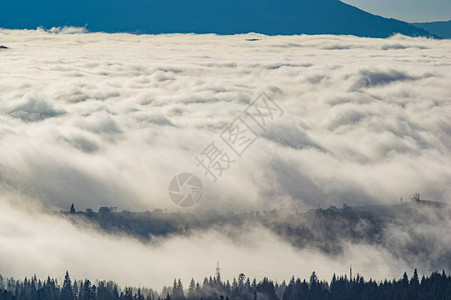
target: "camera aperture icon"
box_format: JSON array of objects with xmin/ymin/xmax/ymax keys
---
[{"xmin": 168, "ymin": 173, "xmax": 203, "ymax": 207}]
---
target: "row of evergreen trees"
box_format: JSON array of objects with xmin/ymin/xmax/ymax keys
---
[{"xmin": 1, "ymin": 269, "xmax": 450, "ymax": 300}]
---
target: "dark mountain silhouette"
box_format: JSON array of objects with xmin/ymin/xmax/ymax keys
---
[
  {"xmin": 0, "ymin": 0, "xmax": 434, "ymax": 38},
  {"xmin": 413, "ymin": 20, "xmax": 451, "ymax": 38}
]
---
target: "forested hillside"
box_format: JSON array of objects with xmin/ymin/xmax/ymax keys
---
[
  {"xmin": 1, "ymin": 270, "xmax": 450, "ymax": 300},
  {"xmin": 64, "ymin": 200, "xmax": 451, "ymax": 273}
]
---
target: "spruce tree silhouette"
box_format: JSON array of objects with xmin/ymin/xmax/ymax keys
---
[{"xmin": 61, "ymin": 271, "xmax": 74, "ymax": 300}]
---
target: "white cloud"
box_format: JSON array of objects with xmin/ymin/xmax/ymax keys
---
[
  {"xmin": 0, "ymin": 197, "xmax": 411, "ymax": 289},
  {"xmin": 4, "ymin": 91, "xmax": 65, "ymax": 122},
  {"xmin": 0, "ymin": 28, "xmax": 450, "ymax": 288},
  {"xmin": 41, "ymin": 26, "xmax": 88, "ymax": 34}
]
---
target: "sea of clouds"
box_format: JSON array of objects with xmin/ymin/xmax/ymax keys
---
[{"xmin": 0, "ymin": 27, "xmax": 450, "ymax": 289}]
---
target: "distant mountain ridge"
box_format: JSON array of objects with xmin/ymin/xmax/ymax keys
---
[
  {"xmin": 0, "ymin": 0, "xmax": 435, "ymax": 38},
  {"xmin": 413, "ymin": 20, "xmax": 451, "ymax": 38}
]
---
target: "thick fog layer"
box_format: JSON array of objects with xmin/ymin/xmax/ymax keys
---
[{"xmin": 0, "ymin": 28, "xmax": 450, "ymax": 288}]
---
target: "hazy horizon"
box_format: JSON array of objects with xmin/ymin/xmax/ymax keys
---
[{"xmin": 342, "ymin": 0, "xmax": 451, "ymax": 23}]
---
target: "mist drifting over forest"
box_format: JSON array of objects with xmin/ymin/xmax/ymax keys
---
[{"xmin": 0, "ymin": 28, "xmax": 450, "ymax": 289}]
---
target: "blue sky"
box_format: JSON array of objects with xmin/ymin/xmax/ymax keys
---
[{"xmin": 342, "ymin": 0, "xmax": 451, "ymax": 22}]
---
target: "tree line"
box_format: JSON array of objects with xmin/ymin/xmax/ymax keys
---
[{"xmin": 0, "ymin": 269, "xmax": 450, "ymax": 300}]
